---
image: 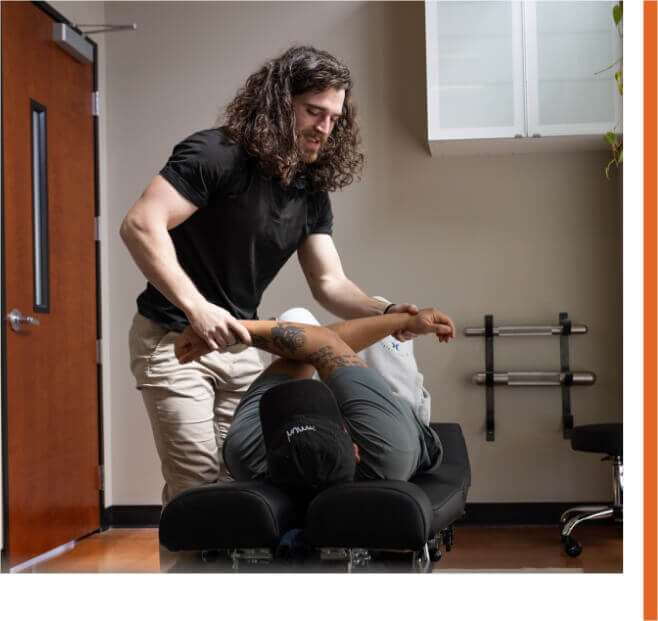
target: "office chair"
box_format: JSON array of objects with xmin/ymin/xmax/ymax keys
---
[{"xmin": 560, "ymin": 423, "xmax": 623, "ymax": 557}]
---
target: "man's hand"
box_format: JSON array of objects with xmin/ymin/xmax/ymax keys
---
[
  {"xmin": 405, "ymin": 308, "xmax": 456, "ymax": 343},
  {"xmin": 186, "ymin": 301, "xmax": 252, "ymax": 350},
  {"xmin": 386, "ymin": 303, "xmax": 419, "ymax": 341}
]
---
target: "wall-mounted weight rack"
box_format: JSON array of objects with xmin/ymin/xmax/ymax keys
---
[{"xmin": 464, "ymin": 312, "xmax": 595, "ymax": 442}]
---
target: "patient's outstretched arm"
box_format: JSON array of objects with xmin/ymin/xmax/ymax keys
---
[
  {"xmin": 175, "ymin": 309, "xmax": 454, "ymax": 382},
  {"xmin": 326, "ymin": 309, "xmax": 455, "ymax": 353},
  {"xmin": 177, "ymin": 319, "xmax": 365, "ymax": 381}
]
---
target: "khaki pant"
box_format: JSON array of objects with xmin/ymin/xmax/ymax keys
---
[{"xmin": 129, "ymin": 312, "xmax": 264, "ymax": 506}]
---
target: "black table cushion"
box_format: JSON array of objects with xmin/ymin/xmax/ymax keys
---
[
  {"xmin": 303, "ymin": 480, "xmax": 433, "ymax": 550},
  {"xmin": 159, "ymin": 480, "xmax": 300, "ymax": 551},
  {"xmin": 430, "ymin": 423, "xmax": 471, "ymax": 491},
  {"xmin": 409, "ymin": 473, "xmax": 467, "ymax": 532},
  {"xmin": 570, "ymin": 423, "xmax": 623, "ymax": 458}
]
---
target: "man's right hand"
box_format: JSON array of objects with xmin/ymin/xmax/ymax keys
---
[
  {"xmin": 406, "ymin": 308, "xmax": 455, "ymax": 343},
  {"xmin": 186, "ymin": 301, "xmax": 253, "ymax": 350}
]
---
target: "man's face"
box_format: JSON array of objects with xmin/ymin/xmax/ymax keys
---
[{"xmin": 292, "ymin": 87, "xmax": 345, "ymax": 163}]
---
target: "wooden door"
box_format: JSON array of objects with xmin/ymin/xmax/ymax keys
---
[{"xmin": 2, "ymin": 1, "xmax": 100, "ymax": 569}]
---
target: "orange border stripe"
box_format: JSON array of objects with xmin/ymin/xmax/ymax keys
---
[{"xmin": 646, "ymin": 2, "xmax": 657, "ymax": 619}]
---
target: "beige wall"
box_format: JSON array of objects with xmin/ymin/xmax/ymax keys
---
[{"xmin": 55, "ymin": 1, "xmax": 621, "ymax": 506}]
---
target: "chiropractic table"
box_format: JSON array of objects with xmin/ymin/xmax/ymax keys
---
[{"xmin": 159, "ymin": 422, "xmax": 470, "ymax": 572}]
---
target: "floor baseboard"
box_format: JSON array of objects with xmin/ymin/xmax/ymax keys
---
[
  {"xmin": 458, "ymin": 502, "xmax": 613, "ymax": 526},
  {"xmin": 104, "ymin": 505, "xmax": 161, "ymax": 528},
  {"xmin": 103, "ymin": 501, "xmax": 614, "ymax": 529}
]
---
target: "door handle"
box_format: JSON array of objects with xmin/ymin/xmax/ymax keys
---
[{"xmin": 7, "ymin": 308, "xmax": 40, "ymax": 333}]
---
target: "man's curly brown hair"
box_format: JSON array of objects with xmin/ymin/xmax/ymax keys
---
[{"xmin": 219, "ymin": 45, "xmax": 365, "ymax": 192}]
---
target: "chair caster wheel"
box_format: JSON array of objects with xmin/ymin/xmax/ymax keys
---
[{"xmin": 564, "ymin": 536, "xmax": 582, "ymax": 557}]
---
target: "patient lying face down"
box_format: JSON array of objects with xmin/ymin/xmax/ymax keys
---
[{"xmin": 175, "ymin": 307, "xmax": 455, "ymax": 498}]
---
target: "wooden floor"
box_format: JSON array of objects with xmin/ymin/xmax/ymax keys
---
[{"xmin": 17, "ymin": 524, "xmax": 622, "ymax": 573}]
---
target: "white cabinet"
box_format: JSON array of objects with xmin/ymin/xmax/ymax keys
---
[{"xmin": 425, "ymin": 1, "xmax": 622, "ymax": 156}]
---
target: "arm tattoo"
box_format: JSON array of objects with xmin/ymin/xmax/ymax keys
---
[
  {"xmin": 306, "ymin": 345, "xmax": 367, "ymax": 374},
  {"xmin": 250, "ymin": 324, "xmax": 306, "ymax": 356},
  {"xmin": 270, "ymin": 322, "xmax": 306, "ymax": 353},
  {"xmin": 251, "ymin": 324, "xmax": 364, "ymax": 377},
  {"xmin": 251, "ymin": 334, "xmax": 270, "ymax": 350}
]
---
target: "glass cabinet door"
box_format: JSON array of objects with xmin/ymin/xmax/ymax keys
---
[
  {"xmin": 425, "ymin": 1, "xmax": 525, "ymax": 140},
  {"xmin": 524, "ymin": 1, "xmax": 622, "ymax": 137}
]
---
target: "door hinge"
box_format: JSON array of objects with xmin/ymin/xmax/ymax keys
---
[
  {"xmin": 98, "ymin": 465, "xmax": 105, "ymax": 491},
  {"xmin": 94, "ymin": 216, "xmax": 101, "ymax": 241},
  {"xmin": 96, "ymin": 338, "xmax": 102, "ymax": 364},
  {"xmin": 92, "ymin": 91, "xmax": 100, "ymax": 117}
]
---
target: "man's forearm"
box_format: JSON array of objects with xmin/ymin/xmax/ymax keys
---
[{"xmin": 312, "ymin": 277, "xmax": 387, "ymax": 319}]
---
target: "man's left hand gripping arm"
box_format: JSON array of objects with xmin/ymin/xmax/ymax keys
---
[{"xmin": 297, "ymin": 234, "xmax": 421, "ymax": 341}]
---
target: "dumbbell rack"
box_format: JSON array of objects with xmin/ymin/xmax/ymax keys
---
[{"xmin": 464, "ymin": 312, "xmax": 595, "ymax": 441}]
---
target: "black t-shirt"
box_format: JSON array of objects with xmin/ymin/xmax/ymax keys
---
[{"xmin": 136, "ymin": 128, "xmax": 334, "ymax": 332}]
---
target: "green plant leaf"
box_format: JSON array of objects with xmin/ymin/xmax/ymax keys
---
[
  {"xmin": 602, "ymin": 2, "xmax": 622, "ymax": 178},
  {"xmin": 613, "ymin": 3, "xmax": 622, "ymax": 26},
  {"xmin": 615, "ymin": 71, "xmax": 623, "ymax": 95}
]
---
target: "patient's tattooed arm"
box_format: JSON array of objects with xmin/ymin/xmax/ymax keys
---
[
  {"xmin": 306, "ymin": 346, "xmax": 367, "ymax": 378},
  {"xmin": 248, "ymin": 323, "xmax": 306, "ymax": 356},
  {"xmin": 176, "ymin": 317, "xmax": 402, "ymax": 381},
  {"xmin": 175, "ymin": 308, "xmax": 454, "ymax": 380},
  {"xmin": 240, "ymin": 321, "xmax": 366, "ymax": 381},
  {"xmin": 271, "ymin": 323, "xmax": 306, "ymax": 353},
  {"xmin": 250, "ymin": 333, "xmax": 270, "ymax": 351}
]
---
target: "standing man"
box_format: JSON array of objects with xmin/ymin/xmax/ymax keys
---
[{"xmin": 121, "ymin": 46, "xmax": 419, "ymax": 506}]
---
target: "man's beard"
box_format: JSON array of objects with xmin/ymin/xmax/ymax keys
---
[{"xmin": 298, "ymin": 132, "xmax": 325, "ymax": 163}]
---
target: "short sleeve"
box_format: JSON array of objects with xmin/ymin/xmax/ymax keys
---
[
  {"xmin": 159, "ymin": 128, "xmax": 241, "ymax": 209},
  {"xmin": 310, "ymin": 192, "xmax": 333, "ymax": 236}
]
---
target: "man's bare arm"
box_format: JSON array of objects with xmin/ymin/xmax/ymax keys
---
[
  {"xmin": 297, "ymin": 234, "xmax": 421, "ymax": 341},
  {"xmin": 120, "ymin": 175, "xmax": 251, "ymax": 348},
  {"xmin": 120, "ymin": 176, "xmax": 201, "ymax": 310}
]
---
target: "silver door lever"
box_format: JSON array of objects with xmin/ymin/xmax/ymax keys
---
[{"xmin": 7, "ymin": 308, "xmax": 40, "ymax": 332}]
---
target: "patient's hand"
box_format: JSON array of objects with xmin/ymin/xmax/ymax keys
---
[
  {"xmin": 385, "ymin": 303, "xmax": 419, "ymax": 341},
  {"xmin": 175, "ymin": 326, "xmax": 212, "ymax": 364},
  {"xmin": 407, "ymin": 308, "xmax": 455, "ymax": 343}
]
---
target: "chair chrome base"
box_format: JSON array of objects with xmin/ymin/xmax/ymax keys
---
[{"xmin": 559, "ymin": 457, "xmax": 622, "ymax": 557}]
